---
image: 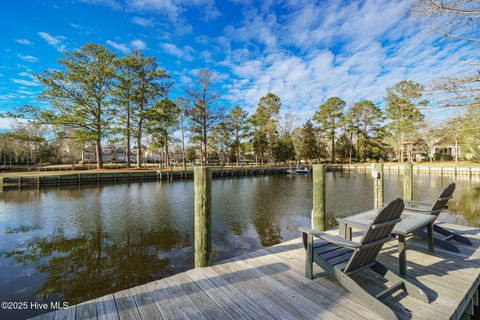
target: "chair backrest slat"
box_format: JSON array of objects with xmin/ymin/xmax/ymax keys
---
[
  {"xmin": 430, "ymin": 183, "xmax": 455, "ymax": 216},
  {"xmin": 343, "ymin": 199, "xmax": 404, "ymax": 274}
]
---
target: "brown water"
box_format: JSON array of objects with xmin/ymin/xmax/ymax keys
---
[{"xmin": 0, "ymin": 172, "xmax": 479, "ymax": 319}]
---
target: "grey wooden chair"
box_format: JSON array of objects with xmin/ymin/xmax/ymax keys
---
[
  {"xmin": 406, "ymin": 182, "xmax": 472, "ymax": 250},
  {"xmin": 300, "ymin": 199, "xmax": 428, "ymax": 320}
]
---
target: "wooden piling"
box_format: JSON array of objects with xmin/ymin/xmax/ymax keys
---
[
  {"xmin": 312, "ymin": 164, "xmax": 326, "ymax": 231},
  {"xmin": 373, "ymin": 163, "xmax": 384, "ymax": 209},
  {"xmin": 194, "ymin": 166, "xmax": 212, "ymax": 268},
  {"xmin": 403, "ymin": 163, "xmax": 413, "ymax": 201}
]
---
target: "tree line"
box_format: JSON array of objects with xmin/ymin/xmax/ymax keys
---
[{"xmin": 2, "ymin": 29, "xmax": 479, "ymax": 168}]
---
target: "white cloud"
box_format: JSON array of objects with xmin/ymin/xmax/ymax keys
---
[
  {"xmin": 17, "ymin": 54, "xmax": 38, "ymax": 62},
  {"xmin": 127, "ymin": 0, "xmax": 219, "ymax": 22},
  {"xmin": 106, "ymin": 39, "xmax": 147, "ymax": 53},
  {"xmin": 16, "ymin": 39, "xmax": 33, "ymax": 45},
  {"xmin": 77, "ymin": 0, "xmax": 121, "ymax": 10},
  {"xmin": 38, "ymin": 32, "xmax": 66, "ymax": 52},
  {"xmin": 131, "ymin": 39, "xmax": 146, "ymax": 50},
  {"xmin": 38, "ymin": 32, "xmax": 60, "ymax": 46},
  {"xmin": 218, "ymin": 0, "xmax": 478, "ymax": 124},
  {"xmin": 106, "ymin": 40, "xmax": 130, "ymax": 54},
  {"xmin": 131, "ymin": 16, "xmax": 154, "ymax": 27},
  {"xmin": 12, "ymin": 78, "xmax": 40, "ymax": 87},
  {"xmin": 0, "ymin": 118, "xmax": 19, "ymax": 130},
  {"xmin": 160, "ymin": 43, "xmax": 194, "ymax": 61}
]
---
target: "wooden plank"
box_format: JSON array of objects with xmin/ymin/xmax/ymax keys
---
[
  {"xmin": 220, "ymin": 258, "xmax": 339, "ymax": 319},
  {"xmin": 211, "ymin": 263, "xmax": 298, "ymax": 320},
  {"xmin": 146, "ymin": 277, "xmax": 208, "ymax": 320},
  {"xmin": 172, "ymin": 272, "xmax": 230, "ymax": 320},
  {"xmin": 195, "ymin": 266, "xmax": 276, "ymax": 320},
  {"xmin": 258, "ymin": 243, "xmax": 384, "ymax": 320},
  {"xmin": 129, "ymin": 285, "xmax": 164, "ymax": 320},
  {"xmin": 96, "ymin": 294, "xmax": 119, "ymax": 320},
  {"xmin": 75, "ymin": 300, "xmax": 96, "ymax": 320},
  {"xmin": 53, "ymin": 305, "xmax": 76, "ymax": 320},
  {"xmin": 34, "ymin": 311, "xmax": 55, "ymax": 320},
  {"xmin": 244, "ymin": 249, "xmax": 380, "ymax": 320},
  {"xmin": 185, "ymin": 268, "xmax": 254, "ymax": 320},
  {"xmin": 113, "ymin": 288, "xmax": 141, "ymax": 320}
]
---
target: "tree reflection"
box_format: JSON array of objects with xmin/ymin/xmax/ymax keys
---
[
  {"xmin": 450, "ymin": 186, "xmax": 480, "ymax": 227},
  {"xmin": 3, "ymin": 225, "xmax": 187, "ymax": 304},
  {"xmin": 250, "ymin": 178, "xmax": 283, "ymax": 247}
]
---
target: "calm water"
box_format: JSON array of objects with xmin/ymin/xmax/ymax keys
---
[{"xmin": 0, "ymin": 172, "xmax": 479, "ymax": 319}]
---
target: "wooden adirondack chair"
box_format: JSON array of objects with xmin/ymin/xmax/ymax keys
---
[
  {"xmin": 300, "ymin": 199, "xmax": 428, "ymax": 320},
  {"xmin": 406, "ymin": 182, "xmax": 472, "ymax": 251}
]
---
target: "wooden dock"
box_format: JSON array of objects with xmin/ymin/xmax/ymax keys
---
[
  {"xmin": 31, "ymin": 222, "xmax": 480, "ymax": 320},
  {"xmin": 0, "ymin": 167, "xmax": 289, "ymax": 190}
]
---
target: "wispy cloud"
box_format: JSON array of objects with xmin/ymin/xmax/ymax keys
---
[
  {"xmin": 16, "ymin": 39, "xmax": 33, "ymax": 45},
  {"xmin": 160, "ymin": 43, "xmax": 194, "ymax": 61},
  {"xmin": 38, "ymin": 32, "xmax": 66, "ymax": 52},
  {"xmin": 131, "ymin": 16, "xmax": 154, "ymax": 27},
  {"xmin": 106, "ymin": 40, "xmax": 129, "ymax": 53},
  {"xmin": 131, "ymin": 39, "xmax": 146, "ymax": 50},
  {"xmin": 127, "ymin": 0, "xmax": 220, "ymax": 22},
  {"xmin": 12, "ymin": 78, "xmax": 40, "ymax": 87},
  {"xmin": 77, "ymin": 0, "xmax": 121, "ymax": 10},
  {"xmin": 17, "ymin": 54, "xmax": 38, "ymax": 62},
  {"xmin": 217, "ymin": 0, "xmax": 477, "ymax": 123},
  {"xmin": 106, "ymin": 39, "xmax": 147, "ymax": 53}
]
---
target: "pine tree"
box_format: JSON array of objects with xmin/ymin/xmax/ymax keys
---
[
  {"xmin": 385, "ymin": 80, "xmax": 427, "ymax": 162},
  {"xmin": 313, "ymin": 97, "xmax": 345, "ymax": 164}
]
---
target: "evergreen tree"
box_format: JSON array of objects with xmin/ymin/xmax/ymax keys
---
[
  {"xmin": 146, "ymin": 98, "xmax": 180, "ymax": 167},
  {"xmin": 228, "ymin": 106, "xmax": 249, "ymax": 165},
  {"xmin": 385, "ymin": 80, "xmax": 427, "ymax": 162},
  {"xmin": 251, "ymin": 93, "xmax": 281, "ymax": 163},
  {"xmin": 348, "ymin": 100, "xmax": 383, "ymax": 162},
  {"xmin": 313, "ymin": 97, "xmax": 345, "ymax": 163},
  {"xmin": 35, "ymin": 43, "xmax": 117, "ymax": 169}
]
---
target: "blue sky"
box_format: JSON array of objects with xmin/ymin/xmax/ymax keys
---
[{"xmin": 0, "ymin": 0, "xmax": 478, "ymax": 129}]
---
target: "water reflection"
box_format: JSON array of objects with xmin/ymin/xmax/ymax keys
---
[{"xmin": 0, "ymin": 173, "xmax": 479, "ymax": 319}]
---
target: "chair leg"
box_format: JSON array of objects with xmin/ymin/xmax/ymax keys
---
[
  {"xmin": 433, "ymin": 225, "xmax": 472, "ymax": 245},
  {"xmin": 371, "ymin": 262, "xmax": 429, "ymax": 303},
  {"xmin": 414, "ymin": 230, "xmax": 460, "ymax": 252},
  {"xmin": 333, "ymin": 268, "xmax": 399, "ymax": 320},
  {"xmin": 304, "ymin": 233, "xmax": 313, "ymax": 280},
  {"xmin": 398, "ymin": 235, "xmax": 407, "ymax": 277}
]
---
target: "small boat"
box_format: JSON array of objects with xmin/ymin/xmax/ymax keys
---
[{"xmin": 286, "ymin": 167, "xmax": 310, "ymax": 174}]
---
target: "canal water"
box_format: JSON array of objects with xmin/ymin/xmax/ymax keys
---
[{"xmin": 0, "ymin": 172, "xmax": 479, "ymax": 319}]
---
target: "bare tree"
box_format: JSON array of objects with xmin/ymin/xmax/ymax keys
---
[
  {"xmin": 412, "ymin": 0, "xmax": 480, "ymax": 42},
  {"xmin": 186, "ymin": 69, "xmax": 222, "ymax": 165},
  {"xmin": 413, "ymin": 1, "xmax": 480, "ymax": 109}
]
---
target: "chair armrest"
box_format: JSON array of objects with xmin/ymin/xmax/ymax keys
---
[{"xmin": 299, "ymin": 227, "xmax": 361, "ymax": 249}]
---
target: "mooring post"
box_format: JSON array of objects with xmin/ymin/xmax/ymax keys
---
[
  {"xmin": 312, "ymin": 164, "xmax": 326, "ymax": 231},
  {"xmin": 194, "ymin": 166, "xmax": 212, "ymax": 268},
  {"xmin": 373, "ymin": 163, "xmax": 384, "ymax": 209},
  {"xmin": 403, "ymin": 163, "xmax": 413, "ymax": 201}
]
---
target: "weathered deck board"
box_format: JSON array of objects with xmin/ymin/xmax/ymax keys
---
[{"xmin": 31, "ymin": 223, "xmax": 480, "ymax": 320}]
